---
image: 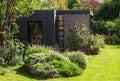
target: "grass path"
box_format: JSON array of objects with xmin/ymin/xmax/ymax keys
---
[{"xmin": 0, "ymin": 45, "xmax": 120, "ymax": 81}]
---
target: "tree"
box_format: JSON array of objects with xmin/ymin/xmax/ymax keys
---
[
  {"xmin": 0, "ymin": 0, "xmax": 35, "ymax": 45},
  {"xmin": 82, "ymin": 0, "xmax": 100, "ymax": 12},
  {"xmin": 68, "ymin": 0, "xmax": 100, "ymax": 10},
  {"xmin": 95, "ymin": 0, "xmax": 120, "ymax": 20},
  {"xmin": 50, "ymin": 0, "xmax": 68, "ymax": 10},
  {"xmin": 68, "ymin": 0, "xmax": 81, "ymax": 9}
]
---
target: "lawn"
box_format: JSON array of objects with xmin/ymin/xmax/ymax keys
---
[{"xmin": 0, "ymin": 44, "xmax": 120, "ymax": 81}]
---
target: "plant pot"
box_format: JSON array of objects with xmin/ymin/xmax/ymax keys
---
[{"xmin": 90, "ymin": 47, "xmax": 100, "ymax": 54}]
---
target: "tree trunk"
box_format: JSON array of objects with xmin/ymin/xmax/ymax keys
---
[
  {"xmin": 3, "ymin": 0, "xmax": 16, "ymax": 31},
  {"xmin": 0, "ymin": 0, "xmax": 16, "ymax": 45}
]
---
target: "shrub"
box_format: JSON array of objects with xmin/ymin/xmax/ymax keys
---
[
  {"xmin": 68, "ymin": 24, "xmax": 105, "ymax": 54},
  {"xmin": 25, "ymin": 53, "xmax": 59, "ymax": 79},
  {"xmin": 32, "ymin": 63, "xmax": 59, "ymax": 79},
  {"xmin": 0, "ymin": 68, "xmax": 6, "ymax": 75},
  {"xmin": 90, "ymin": 34, "xmax": 105, "ymax": 54},
  {"xmin": 24, "ymin": 46, "xmax": 83, "ymax": 79},
  {"xmin": 25, "ymin": 45, "xmax": 52, "ymax": 56},
  {"xmin": 25, "ymin": 52, "xmax": 69, "ymax": 65},
  {"xmin": 93, "ymin": 19, "xmax": 120, "ymax": 44},
  {"xmin": 52, "ymin": 60, "xmax": 82, "ymax": 77},
  {"xmin": 0, "ymin": 57, "xmax": 5, "ymax": 66},
  {"xmin": 0, "ymin": 39, "xmax": 25, "ymax": 65},
  {"xmin": 115, "ymin": 19, "xmax": 120, "ymax": 37},
  {"xmin": 68, "ymin": 24, "xmax": 91, "ymax": 51},
  {"xmin": 90, "ymin": 34, "xmax": 105, "ymax": 48},
  {"xmin": 93, "ymin": 20, "xmax": 116, "ymax": 36},
  {"xmin": 93, "ymin": 20, "xmax": 107, "ymax": 35},
  {"xmin": 105, "ymin": 35, "xmax": 120, "ymax": 44},
  {"xmin": 65, "ymin": 51, "xmax": 87, "ymax": 69}
]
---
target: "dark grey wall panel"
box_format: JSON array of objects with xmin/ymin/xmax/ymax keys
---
[
  {"xmin": 16, "ymin": 17, "xmax": 28, "ymax": 42},
  {"xmin": 17, "ymin": 10, "xmax": 56, "ymax": 46},
  {"xmin": 57, "ymin": 10, "xmax": 90, "ymax": 15}
]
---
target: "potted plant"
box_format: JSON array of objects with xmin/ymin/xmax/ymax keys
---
[{"xmin": 90, "ymin": 35, "xmax": 105, "ymax": 54}]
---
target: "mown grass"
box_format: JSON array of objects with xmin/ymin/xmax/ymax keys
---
[{"xmin": 0, "ymin": 44, "xmax": 120, "ymax": 81}]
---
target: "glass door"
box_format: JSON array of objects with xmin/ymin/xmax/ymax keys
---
[{"xmin": 28, "ymin": 21, "xmax": 43, "ymax": 45}]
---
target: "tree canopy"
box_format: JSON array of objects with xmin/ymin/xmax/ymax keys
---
[{"xmin": 95, "ymin": 0, "xmax": 120, "ymax": 20}]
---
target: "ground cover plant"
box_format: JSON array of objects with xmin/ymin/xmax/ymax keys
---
[
  {"xmin": 0, "ymin": 44, "xmax": 120, "ymax": 81},
  {"xmin": 24, "ymin": 45, "xmax": 84, "ymax": 79},
  {"xmin": 64, "ymin": 51, "xmax": 87, "ymax": 69}
]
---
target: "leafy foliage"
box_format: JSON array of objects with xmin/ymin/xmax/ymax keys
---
[
  {"xmin": 82, "ymin": 0, "xmax": 100, "ymax": 11},
  {"xmin": 24, "ymin": 46, "xmax": 83, "ymax": 79},
  {"xmin": 0, "ymin": 45, "xmax": 120, "ymax": 81},
  {"xmin": 68, "ymin": 24, "xmax": 105, "ymax": 54},
  {"xmin": 32, "ymin": 62, "xmax": 59, "ymax": 79},
  {"xmin": 0, "ymin": 57, "xmax": 5, "ymax": 66},
  {"xmin": 52, "ymin": 60, "xmax": 82, "ymax": 77},
  {"xmin": 0, "ymin": 68, "xmax": 6, "ymax": 75},
  {"xmin": 0, "ymin": 39, "xmax": 25, "ymax": 65},
  {"xmin": 68, "ymin": 0, "xmax": 81, "ymax": 9},
  {"xmin": 0, "ymin": 0, "xmax": 34, "ymax": 66},
  {"xmin": 68, "ymin": 24, "xmax": 91, "ymax": 51},
  {"xmin": 65, "ymin": 51, "xmax": 87, "ymax": 69},
  {"xmin": 25, "ymin": 45, "xmax": 52, "ymax": 56},
  {"xmin": 93, "ymin": 19, "xmax": 120, "ymax": 44},
  {"xmin": 93, "ymin": 20, "xmax": 108, "ymax": 35},
  {"xmin": 114, "ymin": 18, "xmax": 120, "ymax": 37},
  {"xmin": 50, "ymin": 0, "xmax": 68, "ymax": 10},
  {"xmin": 95, "ymin": 0, "xmax": 120, "ymax": 20}
]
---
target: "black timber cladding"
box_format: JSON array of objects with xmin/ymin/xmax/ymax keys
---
[
  {"xmin": 56, "ymin": 10, "xmax": 91, "ymax": 49},
  {"xmin": 57, "ymin": 10, "xmax": 91, "ymax": 30},
  {"xmin": 17, "ymin": 10, "xmax": 55, "ymax": 46},
  {"xmin": 17, "ymin": 17, "xmax": 28, "ymax": 42},
  {"xmin": 57, "ymin": 10, "xmax": 90, "ymax": 15}
]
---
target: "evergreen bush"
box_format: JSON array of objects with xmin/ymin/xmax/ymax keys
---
[
  {"xmin": 24, "ymin": 46, "xmax": 83, "ymax": 79},
  {"xmin": 0, "ymin": 39, "xmax": 25, "ymax": 65},
  {"xmin": 66, "ymin": 51, "xmax": 87, "ymax": 69},
  {"xmin": 25, "ymin": 45, "xmax": 51, "ymax": 56},
  {"xmin": 52, "ymin": 60, "xmax": 82, "ymax": 77},
  {"xmin": 0, "ymin": 57, "xmax": 5, "ymax": 66}
]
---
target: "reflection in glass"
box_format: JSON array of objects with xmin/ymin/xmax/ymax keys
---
[{"xmin": 28, "ymin": 21, "xmax": 43, "ymax": 45}]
